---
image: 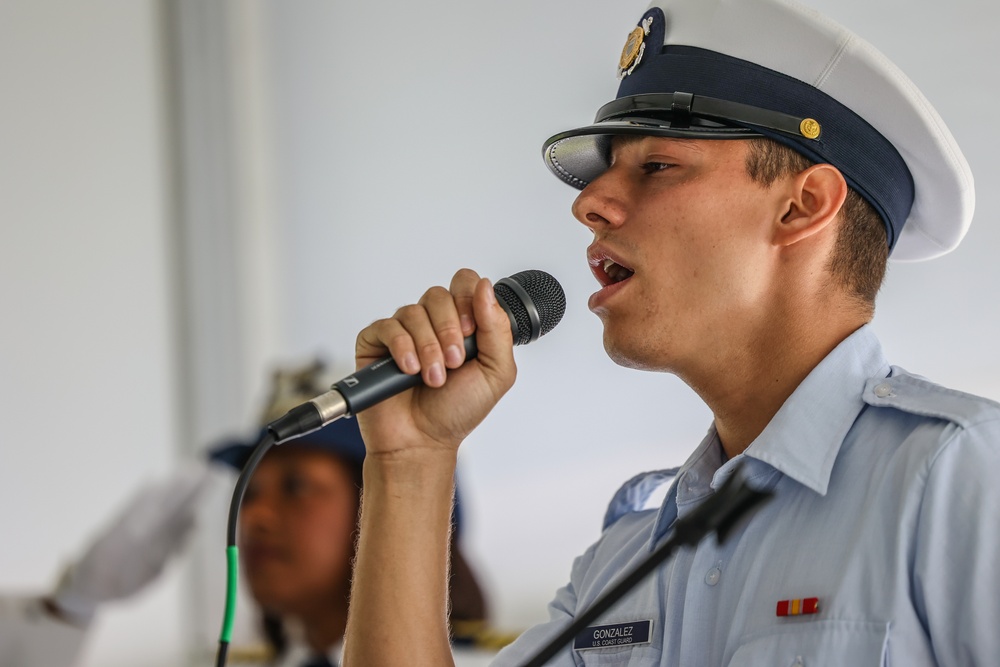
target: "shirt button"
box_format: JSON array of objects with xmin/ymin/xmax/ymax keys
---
[
  {"xmin": 705, "ymin": 566, "xmax": 722, "ymax": 586},
  {"xmin": 874, "ymin": 382, "xmax": 893, "ymax": 398}
]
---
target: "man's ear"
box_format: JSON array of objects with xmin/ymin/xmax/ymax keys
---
[{"xmin": 772, "ymin": 163, "xmax": 848, "ymax": 247}]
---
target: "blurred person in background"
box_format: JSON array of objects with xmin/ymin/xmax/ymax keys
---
[
  {"xmin": 0, "ymin": 359, "xmax": 508, "ymax": 667},
  {"xmin": 209, "ymin": 359, "xmax": 503, "ymax": 667}
]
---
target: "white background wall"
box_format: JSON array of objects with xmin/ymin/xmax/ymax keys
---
[
  {"xmin": 1, "ymin": 0, "xmax": 997, "ymax": 665},
  {"xmin": 0, "ymin": 1, "xmax": 192, "ymax": 665}
]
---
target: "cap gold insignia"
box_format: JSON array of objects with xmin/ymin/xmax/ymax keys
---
[
  {"xmin": 618, "ymin": 16, "xmax": 653, "ymax": 80},
  {"xmin": 799, "ymin": 118, "xmax": 821, "ymax": 140}
]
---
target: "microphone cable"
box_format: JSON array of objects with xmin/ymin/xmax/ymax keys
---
[{"xmin": 214, "ymin": 429, "xmax": 276, "ymax": 667}]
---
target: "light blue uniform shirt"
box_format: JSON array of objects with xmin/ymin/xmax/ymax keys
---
[{"xmin": 493, "ymin": 325, "xmax": 1000, "ymax": 666}]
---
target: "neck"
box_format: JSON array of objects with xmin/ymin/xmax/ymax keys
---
[{"xmin": 685, "ymin": 299, "xmax": 870, "ymax": 460}]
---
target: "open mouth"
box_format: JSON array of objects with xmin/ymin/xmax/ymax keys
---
[{"xmin": 600, "ymin": 258, "xmax": 635, "ymax": 286}]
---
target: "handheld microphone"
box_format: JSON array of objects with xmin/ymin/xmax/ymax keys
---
[{"xmin": 267, "ymin": 269, "xmax": 566, "ymax": 443}]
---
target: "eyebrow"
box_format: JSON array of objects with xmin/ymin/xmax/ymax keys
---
[
  {"xmin": 608, "ymin": 135, "xmax": 706, "ymax": 165},
  {"xmin": 610, "ymin": 134, "xmax": 704, "ymax": 152}
]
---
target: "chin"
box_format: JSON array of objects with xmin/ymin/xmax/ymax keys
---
[
  {"xmin": 604, "ymin": 338, "xmax": 661, "ymax": 372},
  {"xmin": 247, "ymin": 581, "xmax": 294, "ymax": 614},
  {"xmin": 601, "ymin": 310, "xmax": 684, "ymax": 373}
]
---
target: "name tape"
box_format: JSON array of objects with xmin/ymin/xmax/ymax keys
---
[{"xmin": 574, "ymin": 620, "xmax": 653, "ymax": 651}]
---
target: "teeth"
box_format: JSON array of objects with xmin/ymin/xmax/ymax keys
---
[{"xmin": 601, "ymin": 258, "xmax": 634, "ymax": 284}]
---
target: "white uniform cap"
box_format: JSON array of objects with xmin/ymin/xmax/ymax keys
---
[{"xmin": 542, "ymin": 0, "xmax": 975, "ymax": 261}]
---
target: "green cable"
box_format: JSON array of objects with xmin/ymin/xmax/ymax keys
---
[
  {"xmin": 217, "ymin": 430, "xmax": 275, "ymax": 667},
  {"xmin": 220, "ymin": 545, "xmax": 239, "ymax": 643}
]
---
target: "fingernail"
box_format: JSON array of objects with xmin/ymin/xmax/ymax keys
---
[
  {"xmin": 428, "ymin": 362, "xmax": 445, "ymax": 386},
  {"xmin": 402, "ymin": 352, "xmax": 419, "ymax": 373},
  {"xmin": 460, "ymin": 313, "xmax": 474, "ymax": 334},
  {"xmin": 445, "ymin": 344, "xmax": 463, "ymax": 367},
  {"xmin": 486, "ymin": 284, "xmax": 497, "ymax": 305}
]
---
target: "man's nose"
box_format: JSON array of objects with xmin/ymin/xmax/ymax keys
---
[{"xmin": 571, "ymin": 167, "xmax": 628, "ymax": 231}]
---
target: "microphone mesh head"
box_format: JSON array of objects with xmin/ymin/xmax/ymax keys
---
[{"xmin": 495, "ymin": 269, "xmax": 567, "ymax": 345}]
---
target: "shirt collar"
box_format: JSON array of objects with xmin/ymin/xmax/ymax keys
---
[
  {"xmin": 648, "ymin": 324, "xmax": 889, "ymax": 548},
  {"xmin": 736, "ymin": 323, "xmax": 890, "ymax": 496},
  {"xmin": 649, "ymin": 426, "xmax": 722, "ymax": 547}
]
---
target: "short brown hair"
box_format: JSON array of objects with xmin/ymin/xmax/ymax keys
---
[{"xmin": 744, "ymin": 138, "xmax": 888, "ymax": 306}]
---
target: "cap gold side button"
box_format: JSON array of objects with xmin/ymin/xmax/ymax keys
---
[{"xmin": 800, "ymin": 118, "xmax": 821, "ymax": 139}]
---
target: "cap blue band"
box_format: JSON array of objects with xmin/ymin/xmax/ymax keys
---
[{"xmin": 615, "ymin": 42, "xmax": 914, "ymax": 250}]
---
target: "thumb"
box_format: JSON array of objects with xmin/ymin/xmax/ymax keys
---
[{"xmin": 470, "ymin": 278, "xmax": 517, "ymax": 393}]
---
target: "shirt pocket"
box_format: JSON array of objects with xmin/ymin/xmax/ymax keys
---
[
  {"xmin": 576, "ymin": 643, "xmax": 662, "ymax": 666},
  {"xmin": 727, "ymin": 620, "xmax": 889, "ymax": 667}
]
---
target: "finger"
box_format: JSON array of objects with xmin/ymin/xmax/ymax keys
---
[
  {"xmin": 448, "ymin": 268, "xmax": 483, "ymax": 340},
  {"xmin": 356, "ymin": 316, "xmax": 421, "ymax": 375},
  {"xmin": 397, "ymin": 289, "xmax": 454, "ymax": 387},
  {"xmin": 419, "ymin": 284, "xmax": 467, "ymax": 372}
]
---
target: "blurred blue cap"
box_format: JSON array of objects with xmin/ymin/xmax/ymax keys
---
[
  {"xmin": 207, "ymin": 417, "xmax": 367, "ymax": 472},
  {"xmin": 204, "ymin": 358, "xmax": 467, "ymax": 536}
]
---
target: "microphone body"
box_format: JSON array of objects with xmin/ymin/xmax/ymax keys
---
[{"xmin": 268, "ymin": 270, "xmax": 565, "ymax": 443}]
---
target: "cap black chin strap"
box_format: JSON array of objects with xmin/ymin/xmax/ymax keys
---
[{"xmin": 595, "ymin": 92, "xmax": 819, "ymax": 140}]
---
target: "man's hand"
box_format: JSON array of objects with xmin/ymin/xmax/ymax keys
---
[{"xmin": 354, "ymin": 268, "xmax": 517, "ymax": 459}]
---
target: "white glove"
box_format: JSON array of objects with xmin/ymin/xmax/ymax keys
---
[{"xmin": 50, "ymin": 462, "xmax": 213, "ymax": 625}]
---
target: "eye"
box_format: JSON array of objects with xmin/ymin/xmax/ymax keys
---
[
  {"xmin": 243, "ymin": 480, "xmax": 260, "ymax": 503},
  {"xmin": 282, "ymin": 472, "xmax": 309, "ymax": 497},
  {"xmin": 641, "ymin": 161, "xmax": 675, "ymax": 174}
]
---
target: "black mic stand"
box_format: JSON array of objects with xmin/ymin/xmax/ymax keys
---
[{"xmin": 520, "ymin": 461, "xmax": 773, "ymax": 667}]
